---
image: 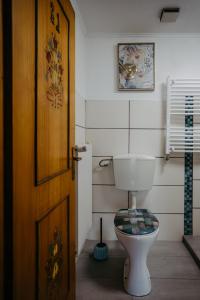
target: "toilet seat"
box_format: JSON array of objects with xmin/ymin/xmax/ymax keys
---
[{"xmin": 114, "ymin": 209, "xmax": 159, "ymax": 236}]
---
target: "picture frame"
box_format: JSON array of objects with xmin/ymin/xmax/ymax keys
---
[{"xmin": 118, "ymin": 43, "xmax": 155, "ymax": 91}]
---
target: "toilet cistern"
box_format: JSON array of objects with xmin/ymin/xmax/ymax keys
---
[{"xmin": 113, "ymin": 153, "xmax": 156, "ymax": 198}]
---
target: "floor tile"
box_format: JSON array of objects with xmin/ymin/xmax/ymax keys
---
[
  {"xmin": 81, "ymin": 240, "xmax": 126, "ymax": 257},
  {"xmin": 76, "ymin": 278, "xmax": 133, "ymax": 300},
  {"xmin": 77, "ymin": 256, "xmax": 125, "ymax": 280},
  {"xmin": 81, "ymin": 240, "xmax": 190, "ymax": 259},
  {"xmin": 133, "ymin": 278, "xmax": 200, "ymax": 300},
  {"xmin": 77, "ymin": 240, "xmax": 200, "ymax": 299},
  {"xmin": 148, "ymin": 256, "xmax": 200, "ymax": 279},
  {"xmin": 149, "ymin": 241, "xmax": 190, "ymax": 257},
  {"xmin": 184, "ymin": 235, "xmax": 200, "ymax": 257}
]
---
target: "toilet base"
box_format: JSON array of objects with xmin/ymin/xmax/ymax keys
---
[{"xmin": 123, "ymin": 257, "xmax": 151, "ymax": 297}]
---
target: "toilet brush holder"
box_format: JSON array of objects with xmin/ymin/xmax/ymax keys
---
[{"xmin": 93, "ymin": 218, "xmax": 108, "ymax": 261}]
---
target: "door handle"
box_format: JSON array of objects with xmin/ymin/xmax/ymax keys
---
[
  {"xmin": 72, "ymin": 145, "xmax": 87, "ymax": 180},
  {"xmin": 72, "ymin": 145, "xmax": 87, "ymax": 161},
  {"xmin": 74, "ymin": 145, "xmax": 87, "ymax": 153}
]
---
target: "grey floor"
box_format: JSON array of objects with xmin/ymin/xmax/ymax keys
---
[
  {"xmin": 76, "ymin": 240, "xmax": 200, "ymax": 300},
  {"xmin": 184, "ymin": 235, "xmax": 200, "ymax": 265}
]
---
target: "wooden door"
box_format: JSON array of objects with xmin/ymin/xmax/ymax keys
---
[{"xmin": 10, "ymin": 0, "xmax": 75, "ymax": 299}]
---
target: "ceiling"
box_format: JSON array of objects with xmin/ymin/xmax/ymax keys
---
[{"xmin": 76, "ymin": 0, "xmax": 200, "ymax": 34}]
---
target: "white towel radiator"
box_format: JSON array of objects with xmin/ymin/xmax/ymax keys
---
[{"xmin": 166, "ymin": 77, "xmax": 200, "ymax": 157}]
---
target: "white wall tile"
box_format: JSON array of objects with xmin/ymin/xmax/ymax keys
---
[
  {"xmin": 193, "ymin": 115, "xmax": 200, "ymax": 124},
  {"xmin": 88, "ymin": 213, "xmax": 117, "ymax": 240},
  {"xmin": 193, "ymin": 180, "xmax": 200, "ymax": 208},
  {"xmin": 155, "ymin": 214, "xmax": 184, "ymax": 241},
  {"xmin": 153, "ymin": 158, "xmax": 184, "ymax": 185},
  {"xmin": 92, "ymin": 157, "xmax": 114, "ymax": 185},
  {"xmin": 75, "ymin": 92, "xmax": 85, "ymax": 127},
  {"xmin": 75, "ymin": 126, "xmax": 86, "ymax": 145},
  {"xmin": 136, "ymin": 186, "xmax": 184, "ymax": 214},
  {"xmin": 130, "ymin": 129, "xmax": 165, "ymax": 157},
  {"xmin": 86, "ymin": 129, "xmax": 129, "ymax": 156},
  {"xmin": 85, "ymin": 100, "xmax": 187, "ymax": 242},
  {"xmin": 130, "ymin": 100, "xmax": 166, "ymax": 129},
  {"xmin": 169, "ymin": 114, "xmax": 185, "ymax": 128},
  {"xmin": 193, "ymin": 209, "xmax": 200, "ymax": 236},
  {"xmin": 93, "ymin": 185, "xmax": 128, "ymax": 212},
  {"xmin": 88, "ymin": 213, "xmax": 183, "ymax": 241},
  {"xmin": 92, "ymin": 157, "xmax": 184, "ymax": 186},
  {"xmin": 193, "ymin": 153, "xmax": 200, "ymax": 180},
  {"xmin": 86, "ymin": 100, "xmax": 129, "ymax": 128}
]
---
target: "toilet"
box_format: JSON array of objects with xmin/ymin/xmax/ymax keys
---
[{"xmin": 113, "ymin": 154, "xmax": 159, "ymax": 297}]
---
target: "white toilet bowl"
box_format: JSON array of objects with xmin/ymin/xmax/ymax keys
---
[{"xmin": 114, "ymin": 209, "xmax": 159, "ymax": 297}]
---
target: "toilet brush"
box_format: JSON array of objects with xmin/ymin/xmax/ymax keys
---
[{"xmin": 93, "ymin": 217, "xmax": 108, "ymax": 261}]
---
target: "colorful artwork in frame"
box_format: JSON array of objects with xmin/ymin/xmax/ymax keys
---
[{"xmin": 118, "ymin": 43, "xmax": 155, "ymax": 91}]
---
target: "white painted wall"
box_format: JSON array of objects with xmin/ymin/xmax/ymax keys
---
[
  {"xmin": 71, "ymin": 0, "xmax": 87, "ymax": 131},
  {"xmin": 86, "ymin": 34, "xmax": 200, "ymax": 101},
  {"xmin": 71, "ymin": 0, "xmax": 87, "ymax": 99}
]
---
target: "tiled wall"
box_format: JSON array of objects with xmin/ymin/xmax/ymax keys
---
[{"xmin": 86, "ymin": 100, "xmax": 185, "ymax": 241}]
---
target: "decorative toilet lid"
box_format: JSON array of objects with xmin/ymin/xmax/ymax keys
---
[{"xmin": 114, "ymin": 209, "xmax": 159, "ymax": 236}]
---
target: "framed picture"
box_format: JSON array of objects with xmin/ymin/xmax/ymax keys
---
[{"xmin": 118, "ymin": 43, "xmax": 155, "ymax": 91}]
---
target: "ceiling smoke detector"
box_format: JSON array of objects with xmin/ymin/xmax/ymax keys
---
[{"xmin": 160, "ymin": 8, "xmax": 180, "ymax": 23}]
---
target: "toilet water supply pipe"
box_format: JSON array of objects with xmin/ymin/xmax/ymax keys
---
[{"xmin": 130, "ymin": 192, "xmax": 137, "ymax": 209}]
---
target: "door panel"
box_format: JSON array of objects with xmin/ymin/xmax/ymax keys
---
[
  {"xmin": 12, "ymin": 0, "xmax": 75, "ymax": 299},
  {"xmin": 37, "ymin": 198, "xmax": 70, "ymax": 299},
  {"xmin": 36, "ymin": 0, "xmax": 70, "ymax": 184}
]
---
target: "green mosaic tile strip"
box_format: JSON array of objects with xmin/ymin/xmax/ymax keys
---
[{"xmin": 184, "ymin": 96, "xmax": 193, "ymax": 235}]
